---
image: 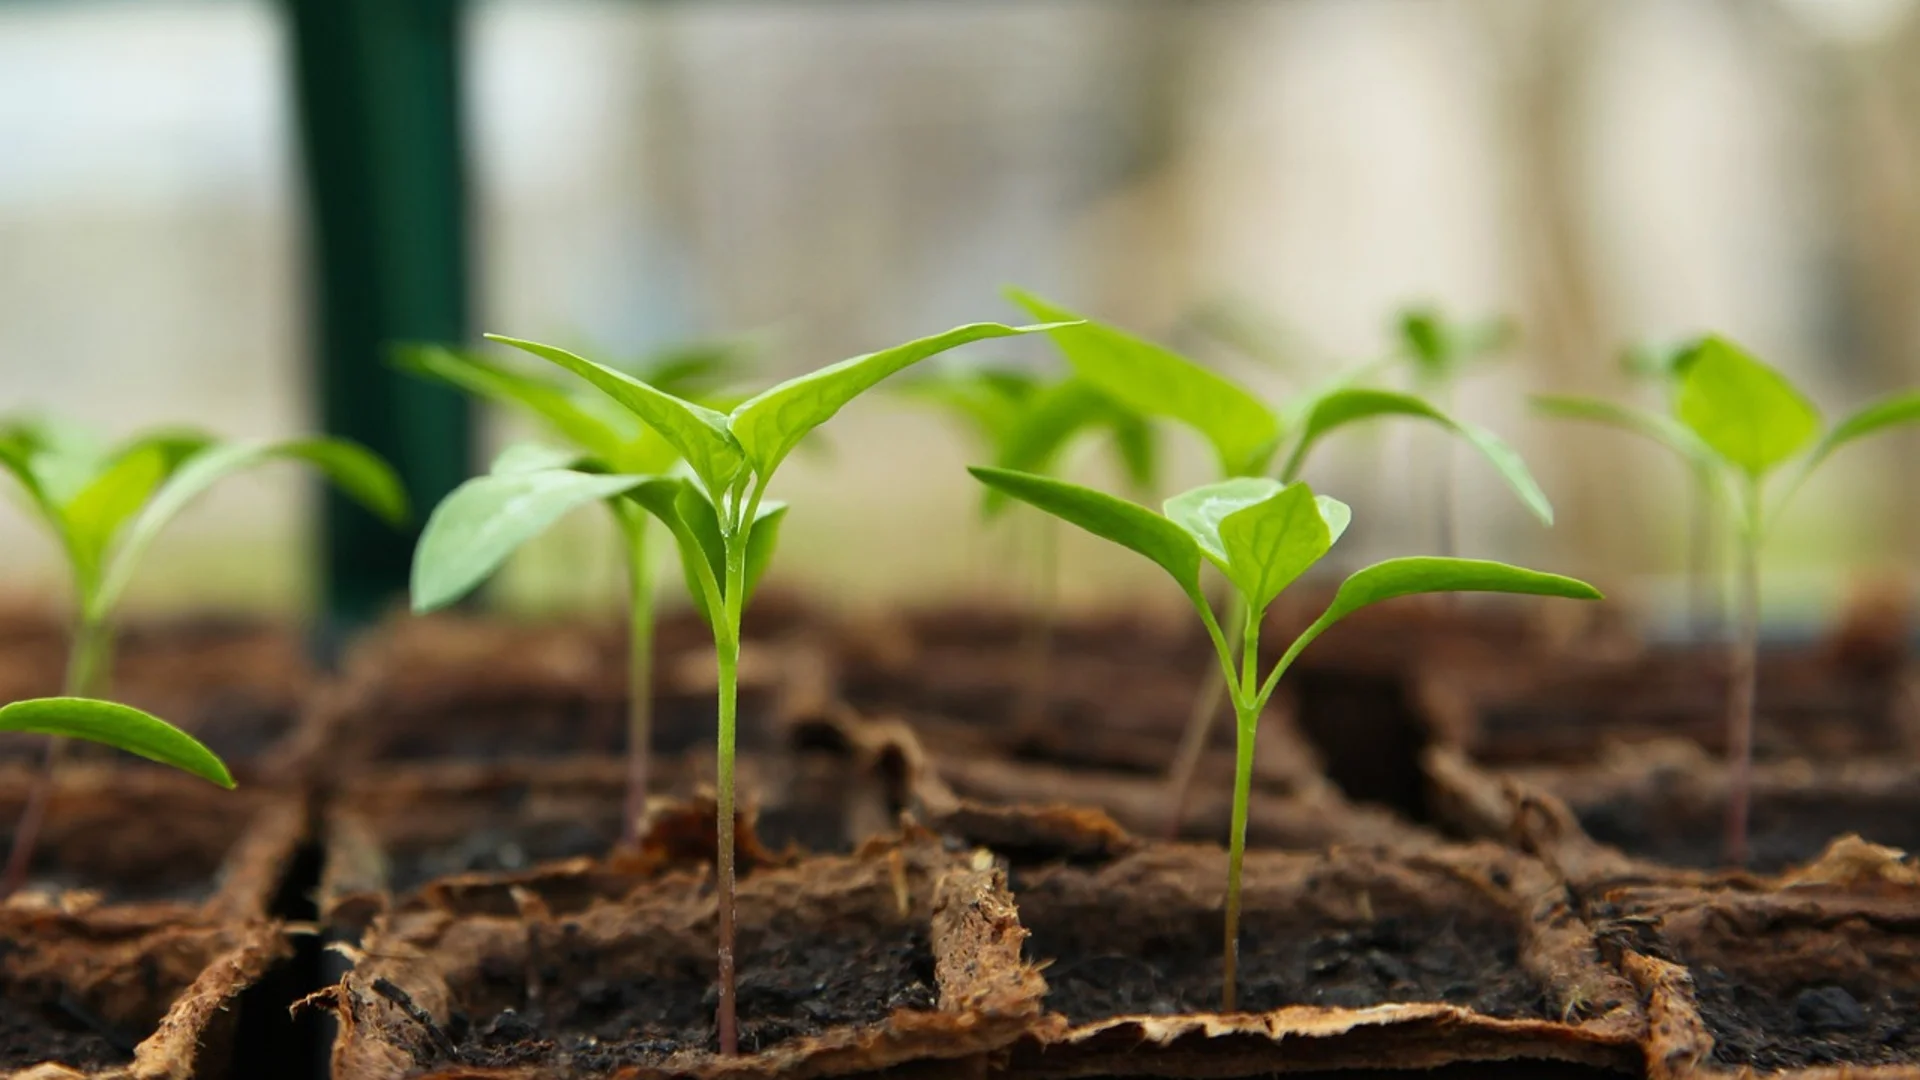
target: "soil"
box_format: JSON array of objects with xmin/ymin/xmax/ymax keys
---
[
  {"xmin": 435, "ymin": 925, "xmax": 938, "ymax": 1066},
  {"xmin": 0, "ymin": 988, "xmax": 135, "ymax": 1071},
  {"xmin": 1575, "ymin": 785, "xmax": 1920, "ymax": 873},
  {"xmin": 1691, "ymin": 966, "xmax": 1920, "ymax": 1069},
  {"xmin": 386, "ymin": 820, "xmax": 618, "ymax": 896}
]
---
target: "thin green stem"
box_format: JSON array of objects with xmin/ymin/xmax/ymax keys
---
[
  {"xmin": 619, "ymin": 510, "xmax": 656, "ymax": 849},
  {"xmin": 712, "ymin": 475, "xmax": 765, "ymax": 1058},
  {"xmin": 1221, "ymin": 601, "xmax": 1261, "ymax": 1013},
  {"xmin": 1686, "ymin": 462, "xmax": 1720, "ymax": 641},
  {"xmin": 1723, "ymin": 473, "xmax": 1764, "ymax": 866},
  {"xmin": 1, "ymin": 611, "xmax": 112, "ymax": 898}
]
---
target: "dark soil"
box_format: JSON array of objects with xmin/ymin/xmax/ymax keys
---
[
  {"xmin": 437, "ymin": 925, "xmax": 937, "ymax": 1066},
  {"xmin": 0, "ymin": 986, "xmax": 136, "ymax": 1071},
  {"xmin": 1692, "ymin": 967, "xmax": 1920, "ymax": 1069},
  {"xmin": 1285, "ymin": 666, "xmax": 1433, "ymax": 821},
  {"xmin": 1022, "ymin": 898, "xmax": 1546, "ymax": 1024},
  {"xmin": 387, "ymin": 822, "xmax": 617, "ymax": 896},
  {"xmin": 1575, "ymin": 785, "xmax": 1920, "ymax": 873}
]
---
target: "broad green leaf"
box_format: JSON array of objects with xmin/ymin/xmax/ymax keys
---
[
  {"xmin": 1676, "ymin": 336, "xmax": 1819, "ymax": 478},
  {"xmin": 1530, "ymin": 395, "xmax": 1718, "ymax": 470},
  {"xmin": 396, "ymin": 345, "xmax": 633, "ymax": 463},
  {"xmin": 1217, "ymin": 483, "xmax": 1346, "ymax": 613},
  {"xmin": 489, "ymin": 334, "xmax": 744, "ymax": 495},
  {"xmin": 730, "ymin": 322, "xmax": 1059, "ymax": 477},
  {"xmin": 412, "ymin": 469, "xmax": 656, "ymax": 611},
  {"xmin": 1281, "ymin": 389, "xmax": 1553, "ymax": 525},
  {"xmin": 982, "ymin": 378, "xmax": 1142, "ymax": 516},
  {"xmin": 3, "ymin": 417, "xmax": 108, "ymax": 507},
  {"xmin": 1163, "ymin": 477, "xmax": 1285, "ymax": 567},
  {"xmin": 0, "ymin": 697, "xmax": 232, "ymax": 788},
  {"xmin": 1804, "ymin": 390, "xmax": 1920, "ymax": 473},
  {"xmin": 1009, "ymin": 290, "xmax": 1280, "ymax": 476},
  {"xmin": 971, "ymin": 466, "xmax": 1203, "ymax": 603},
  {"xmin": 1319, "ymin": 557, "xmax": 1602, "ymax": 629},
  {"xmin": 489, "ymin": 442, "xmax": 586, "ymax": 476},
  {"xmin": 92, "ymin": 438, "xmax": 407, "ymax": 621},
  {"xmin": 62, "ymin": 432, "xmax": 215, "ymax": 588}
]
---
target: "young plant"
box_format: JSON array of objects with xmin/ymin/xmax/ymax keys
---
[
  {"xmin": 400, "ymin": 340, "xmax": 746, "ymax": 846},
  {"xmin": 1394, "ymin": 305, "xmax": 1518, "ymax": 557},
  {"xmin": 1532, "ymin": 335, "xmax": 1920, "ymax": 864},
  {"xmin": 475, "ymin": 319, "xmax": 1060, "ymax": 1054},
  {"xmin": 0, "ymin": 418, "xmax": 404, "ymax": 894},
  {"xmin": 970, "ymin": 466, "xmax": 1599, "ymax": 1010},
  {"xmin": 1002, "ymin": 291, "xmax": 1556, "ymax": 832},
  {"xmin": 1613, "ymin": 338, "xmax": 1722, "ymax": 636}
]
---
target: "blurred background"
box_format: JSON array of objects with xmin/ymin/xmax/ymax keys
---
[{"xmin": 2, "ymin": 0, "xmax": 1917, "ymax": 629}]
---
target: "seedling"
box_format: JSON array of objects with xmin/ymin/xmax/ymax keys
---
[
  {"xmin": 0, "ymin": 418, "xmax": 404, "ymax": 894},
  {"xmin": 970, "ymin": 466, "xmax": 1599, "ymax": 1010},
  {"xmin": 1002, "ymin": 291, "xmax": 1556, "ymax": 832},
  {"xmin": 1394, "ymin": 305, "xmax": 1517, "ymax": 557},
  {"xmin": 401, "ymin": 341, "xmax": 745, "ymax": 845},
  {"xmin": 479, "ymin": 319, "xmax": 1060, "ymax": 1054},
  {"xmin": 1613, "ymin": 338, "xmax": 1721, "ymax": 636},
  {"xmin": 1534, "ymin": 335, "xmax": 1920, "ymax": 864}
]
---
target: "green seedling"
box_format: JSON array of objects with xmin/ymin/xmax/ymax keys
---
[
  {"xmin": 1394, "ymin": 305, "xmax": 1518, "ymax": 558},
  {"xmin": 0, "ymin": 418, "xmax": 404, "ymax": 894},
  {"xmin": 971, "ymin": 466, "xmax": 1599, "ymax": 1010},
  {"xmin": 1534, "ymin": 335, "xmax": 1920, "ymax": 864},
  {"xmin": 1613, "ymin": 338, "xmax": 1721, "ymax": 636},
  {"xmin": 1003, "ymin": 291, "xmax": 1556, "ymax": 834},
  {"xmin": 400, "ymin": 340, "xmax": 747, "ymax": 846},
  {"xmin": 470, "ymin": 319, "xmax": 1061, "ymax": 1054}
]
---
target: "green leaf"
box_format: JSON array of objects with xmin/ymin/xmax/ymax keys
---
[
  {"xmin": 0, "ymin": 697, "xmax": 232, "ymax": 788},
  {"xmin": 982, "ymin": 378, "xmax": 1143, "ymax": 515},
  {"xmin": 1397, "ymin": 308, "xmax": 1513, "ymax": 380},
  {"xmin": 1676, "ymin": 336, "xmax": 1819, "ymax": 478},
  {"xmin": 730, "ymin": 322, "xmax": 1060, "ymax": 478},
  {"xmin": 1804, "ymin": 390, "xmax": 1920, "ymax": 473},
  {"xmin": 662, "ymin": 485, "xmax": 786, "ymax": 627},
  {"xmin": 412, "ymin": 469, "xmax": 656, "ymax": 612},
  {"xmin": 396, "ymin": 344, "xmax": 634, "ymax": 463},
  {"xmin": 489, "ymin": 442, "xmax": 586, "ymax": 476},
  {"xmin": 0, "ymin": 431, "xmax": 66, "ymax": 540},
  {"xmin": 1319, "ymin": 556, "xmax": 1602, "ymax": 628},
  {"xmin": 1281, "ymin": 389, "xmax": 1553, "ymax": 524},
  {"xmin": 971, "ymin": 466, "xmax": 1203, "ymax": 603},
  {"xmin": 488, "ymin": 334, "xmax": 745, "ymax": 495},
  {"xmin": 1008, "ymin": 289, "xmax": 1281, "ymax": 476},
  {"xmin": 1217, "ymin": 483, "xmax": 1347, "ymax": 613},
  {"xmin": 1530, "ymin": 395, "xmax": 1718, "ymax": 470},
  {"xmin": 61, "ymin": 432, "xmax": 215, "ymax": 588},
  {"xmin": 896, "ymin": 367, "xmax": 1041, "ymax": 451},
  {"xmin": 92, "ymin": 438, "xmax": 408, "ymax": 622},
  {"xmin": 1163, "ymin": 477, "xmax": 1285, "ymax": 568}
]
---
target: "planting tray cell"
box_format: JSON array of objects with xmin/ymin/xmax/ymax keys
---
[
  {"xmin": 0, "ymin": 608, "xmax": 313, "ymax": 777},
  {"xmin": 0, "ymin": 764, "xmax": 303, "ymax": 921},
  {"xmin": 325, "ymin": 834, "xmax": 1045, "ymax": 1079},
  {"xmin": 1002, "ymin": 842, "xmax": 1643, "ymax": 1077},
  {"xmin": 0, "ymin": 906, "xmax": 286, "ymax": 1079},
  {"xmin": 1596, "ymin": 842, "xmax": 1920, "ymax": 1078},
  {"xmin": 288, "ymin": 611, "xmax": 813, "ymax": 778}
]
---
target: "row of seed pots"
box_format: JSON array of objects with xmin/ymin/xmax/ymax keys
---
[{"xmin": 0, "ymin": 591, "xmax": 1914, "ymax": 1079}]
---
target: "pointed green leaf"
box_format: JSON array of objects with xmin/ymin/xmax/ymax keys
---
[
  {"xmin": 1397, "ymin": 308, "xmax": 1513, "ymax": 380},
  {"xmin": 0, "ymin": 431, "xmax": 65, "ymax": 540},
  {"xmin": 1805, "ymin": 390, "xmax": 1920, "ymax": 473},
  {"xmin": 1109, "ymin": 410, "xmax": 1159, "ymax": 493},
  {"xmin": 1009, "ymin": 290, "xmax": 1280, "ymax": 476},
  {"xmin": 62, "ymin": 432, "xmax": 216, "ymax": 587},
  {"xmin": 396, "ymin": 344, "xmax": 633, "ymax": 462},
  {"xmin": 1530, "ymin": 394, "xmax": 1718, "ymax": 470},
  {"xmin": 1163, "ymin": 477, "xmax": 1285, "ymax": 568},
  {"xmin": 92, "ymin": 438, "xmax": 407, "ymax": 621},
  {"xmin": 978, "ymin": 378, "xmax": 1141, "ymax": 516},
  {"xmin": 1676, "ymin": 336, "xmax": 1819, "ymax": 479},
  {"xmin": 412, "ymin": 469, "xmax": 657, "ymax": 612},
  {"xmin": 1281, "ymin": 389, "xmax": 1553, "ymax": 525},
  {"xmin": 0, "ymin": 697, "xmax": 232, "ymax": 788},
  {"xmin": 488, "ymin": 334, "xmax": 744, "ymax": 495},
  {"xmin": 1217, "ymin": 483, "xmax": 1346, "ymax": 613},
  {"xmin": 972, "ymin": 466, "xmax": 1203, "ymax": 603},
  {"xmin": 1320, "ymin": 557, "xmax": 1602, "ymax": 628},
  {"xmin": 730, "ymin": 322, "xmax": 1060, "ymax": 478},
  {"xmin": 896, "ymin": 368, "xmax": 1042, "ymax": 452}
]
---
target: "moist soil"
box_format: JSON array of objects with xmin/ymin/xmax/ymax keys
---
[
  {"xmin": 437, "ymin": 924, "xmax": 938, "ymax": 1067},
  {"xmin": 1691, "ymin": 967, "xmax": 1920, "ymax": 1069},
  {"xmin": 1019, "ymin": 885, "xmax": 1547, "ymax": 1025},
  {"xmin": 0, "ymin": 987, "xmax": 135, "ymax": 1071},
  {"xmin": 1575, "ymin": 787, "xmax": 1920, "ymax": 873}
]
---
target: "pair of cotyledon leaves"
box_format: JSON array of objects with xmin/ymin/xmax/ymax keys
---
[
  {"xmin": 1535, "ymin": 335, "xmax": 1920, "ymax": 526},
  {"xmin": 0, "ymin": 419, "xmax": 408, "ymax": 788},
  {"xmin": 968, "ymin": 467, "xmax": 1600, "ymax": 665},
  {"xmin": 410, "ymin": 321, "xmax": 1072, "ymax": 616},
  {"xmin": 1005, "ymin": 291, "xmax": 1556, "ymax": 526}
]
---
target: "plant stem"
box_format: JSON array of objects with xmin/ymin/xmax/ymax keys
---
[
  {"xmin": 1687, "ymin": 463, "xmax": 1719, "ymax": 641},
  {"xmin": 1, "ymin": 614, "xmax": 112, "ymax": 899},
  {"xmin": 1165, "ymin": 590, "xmax": 1245, "ymax": 838},
  {"xmin": 1221, "ymin": 603, "xmax": 1261, "ymax": 1014},
  {"xmin": 1723, "ymin": 477, "xmax": 1763, "ymax": 866},
  {"xmin": 619, "ymin": 511, "xmax": 656, "ymax": 849},
  {"xmin": 713, "ymin": 487, "xmax": 757, "ymax": 1058}
]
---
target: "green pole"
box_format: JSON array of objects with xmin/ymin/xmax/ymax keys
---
[{"xmin": 283, "ymin": 0, "xmax": 474, "ymax": 626}]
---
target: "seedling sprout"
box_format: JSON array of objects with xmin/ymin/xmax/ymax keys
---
[
  {"xmin": 0, "ymin": 418, "xmax": 404, "ymax": 894},
  {"xmin": 481, "ymin": 319, "xmax": 1061, "ymax": 1054},
  {"xmin": 1534, "ymin": 335, "xmax": 1920, "ymax": 864},
  {"xmin": 970, "ymin": 466, "xmax": 1599, "ymax": 1010}
]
